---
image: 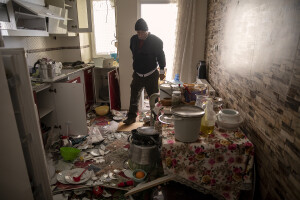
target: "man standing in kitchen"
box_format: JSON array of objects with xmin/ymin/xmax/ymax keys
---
[{"xmin": 123, "ymin": 18, "xmax": 166, "ymax": 125}]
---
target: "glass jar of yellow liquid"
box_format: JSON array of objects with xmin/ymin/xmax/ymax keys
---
[
  {"xmin": 200, "ymin": 99, "xmax": 216, "ymax": 136},
  {"xmin": 200, "ymin": 123, "xmax": 215, "ymax": 136}
]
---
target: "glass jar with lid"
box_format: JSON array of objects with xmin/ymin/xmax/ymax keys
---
[{"xmin": 172, "ymin": 91, "xmax": 182, "ymax": 106}]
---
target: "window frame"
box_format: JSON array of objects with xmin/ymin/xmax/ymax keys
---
[{"xmin": 90, "ymin": 0, "xmax": 117, "ymax": 58}]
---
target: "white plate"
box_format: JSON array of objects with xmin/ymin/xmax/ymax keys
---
[
  {"xmin": 123, "ymin": 169, "xmax": 134, "ymax": 179},
  {"xmin": 57, "ymin": 170, "xmax": 72, "ymax": 184},
  {"xmin": 113, "ymin": 116, "xmax": 123, "ymax": 121},
  {"xmin": 64, "ymin": 168, "xmax": 92, "ymax": 184}
]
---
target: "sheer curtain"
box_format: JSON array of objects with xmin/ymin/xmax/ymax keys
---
[{"xmin": 171, "ymin": 0, "xmax": 197, "ymax": 83}]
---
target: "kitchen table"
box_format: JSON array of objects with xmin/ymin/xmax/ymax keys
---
[{"xmin": 160, "ymin": 125, "xmax": 254, "ymax": 200}]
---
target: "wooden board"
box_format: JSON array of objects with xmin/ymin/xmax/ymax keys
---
[
  {"xmin": 117, "ymin": 121, "xmax": 144, "ymax": 132},
  {"xmin": 124, "ymin": 174, "xmax": 176, "ymax": 197}
]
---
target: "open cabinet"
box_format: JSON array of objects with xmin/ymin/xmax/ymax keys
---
[
  {"xmin": 93, "ymin": 67, "xmax": 121, "ymax": 110},
  {"xmin": 35, "ymin": 81, "xmax": 88, "ymax": 139}
]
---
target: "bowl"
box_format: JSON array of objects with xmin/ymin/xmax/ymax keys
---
[
  {"xmin": 60, "ymin": 147, "xmax": 81, "ymax": 161},
  {"xmin": 132, "ymin": 169, "xmax": 147, "ymax": 183},
  {"xmin": 95, "ymin": 105, "xmax": 110, "ymax": 116},
  {"xmin": 216, "ymin": 112, "xmax": 243, "ymax": 130},
  {"xmin": 218, "ymin": 109, "xmax": 240, "ymax": 124}
]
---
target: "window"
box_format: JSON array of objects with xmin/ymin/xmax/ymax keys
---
[
  {"xmin": 92, "ymin": 0, "xmax": 117, "ymax": 56},
  {"xmin": 141, "ymin": 3, "xmax": 178, "ymax": 81}
]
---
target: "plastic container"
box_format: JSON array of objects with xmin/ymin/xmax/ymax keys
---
[
  {"xmin": 60, "ymin": 147, "xmax": 81, "ymax": 161},
  {"xmin": 95, "ymin": 105, "xmax": 110, "ymax": 116},
  {"xmin": 183, "ymin": 83, "xmax": 207, "ymax": 103},
  {"xmin": 171, "ymin": 105, "xmax": 205, "ymax": 142}
]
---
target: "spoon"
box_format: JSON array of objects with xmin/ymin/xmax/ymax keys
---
[{"xmin": 73, "ymin": 168, "xmax": 88, "ymax": 182}]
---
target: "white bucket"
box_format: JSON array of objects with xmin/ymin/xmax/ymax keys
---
[
  {"xmin": 173, "ymin": 116, "xmax": 202, "ymax": 142},
  {"xmin": 171, "ymin": 105, "xmax": 205, "ymax": 142}
]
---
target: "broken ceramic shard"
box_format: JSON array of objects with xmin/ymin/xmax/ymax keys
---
[
  {"xmin": 109, "ymin": 172, "xmax": 117, "ymax": 179},
  {"xmin": 100, "ymin": 144, "xmax": 106, "ymax": 150},
  {"xmin": 90, "ymin": 149, "xmax": 100, "ymax": 156},
  {"xmin": 99, "ymin": 149, "xmax": 105, "ymax": 156}
]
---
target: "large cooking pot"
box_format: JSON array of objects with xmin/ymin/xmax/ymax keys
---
[
  {"xmin": 171, "ymin": 105, "xmax": 205, "ymax": 142},
  {"xmin": 129, "ymin": 144, "xmax": 159, "ymax": 165},
  {"xmin": 128, "ymin": 127, "xmax": 160, "ymax": 165}
]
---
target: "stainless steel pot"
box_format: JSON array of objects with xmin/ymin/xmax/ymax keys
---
[
  {"xmin": 129, "ymin": 143, "xmax": 159, "ymax": 165},
  {"xmin": 128, "ymin": 126, "xmax": 160, "ymax": 165}
]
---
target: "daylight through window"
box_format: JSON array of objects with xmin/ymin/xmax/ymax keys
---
[
  {"xmin": 92, "ymin": 0, "xmax": 117, "ymax": 55},
  {"xmin": 141, "ymin": 3, "xmax": 178, "ymax": 81}
]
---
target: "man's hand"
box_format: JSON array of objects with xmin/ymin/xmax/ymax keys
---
[{"xmin": 159, "ymin": 73, "xmax": 166, "ymax": 80}]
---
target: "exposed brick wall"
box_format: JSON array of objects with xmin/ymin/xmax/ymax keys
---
[{"xmin": 205, "ymin": 0, "xmax": 300, "ymax": 199}]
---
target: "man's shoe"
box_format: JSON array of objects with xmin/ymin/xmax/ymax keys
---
[{"xmin": 123, "ymin": 117, "xmax": 136, "ymax": 125}]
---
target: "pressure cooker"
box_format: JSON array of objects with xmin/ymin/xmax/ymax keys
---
[{"xmin": 128, "ymin": 126, "xmax": 161, "ymax": 165}]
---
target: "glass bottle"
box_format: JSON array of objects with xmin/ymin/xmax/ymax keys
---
[
  {"xmin": 172, "ymin": 91, "xmax": 181, "ymax": 106},
  {"xmin": 195, "ymin": 94, "xmax": 209, "ymax": 109},
  {"xmin": 200, "ymin": 99, "xmax": 216, "ymax": 136}
]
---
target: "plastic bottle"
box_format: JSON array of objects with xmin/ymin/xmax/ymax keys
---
[
  {"xmin": 172, "ymin": 73, "xmax": 183, "ymax": 86},
  {"xmin": 200, "ymin": 99, "xmax": 216, "ymax": 136}
]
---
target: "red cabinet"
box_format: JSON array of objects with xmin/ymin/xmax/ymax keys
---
[
  {"xmin": 84, "ymin": 68, "xmax": 94, "ymax": 111},
  {"xmin": 67, "ymin": 76, "xmax": 81, "ymax": 83}
]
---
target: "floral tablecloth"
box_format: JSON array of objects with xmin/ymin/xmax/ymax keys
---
[{"xmin": 160, "ymin": 125, "xmax": 254, "ymax": 200}]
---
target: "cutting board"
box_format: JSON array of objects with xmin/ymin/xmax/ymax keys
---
[{"xmin": 117, "ymin": 121, "xmax": 144, "ymax": 132}]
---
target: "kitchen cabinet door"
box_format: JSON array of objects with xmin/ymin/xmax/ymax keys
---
[
  {"xmin": 48, "ymin": 5, "xmax": 68, "ymax": 34},
  {"xmin": 0, "ymin": 48, "xmax": 52, "ymax": 199},
  {"xmin": 67, "ymin": 76, "xmax": 81, "ymax": 83},
  {"xmin": 53, "ymin": 82, "xmax": 87, "ymax": 136},
  {"xmin": 0, "ymin": 52, "xmax": 35, "ymax": 200},
  {"xmin": 65, "ymin": 0, "xmax": 92, "ymax": 32}
]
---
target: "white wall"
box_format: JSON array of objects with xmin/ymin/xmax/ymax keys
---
[
  {"xmin": 192, "ymin": 0, "xmax": 207, "ymax": 80},
  {"xmin": 116, "ymin": 0, "xmax": 139, "ymax": 110},
  {"xmin": 3, "ymin": 36, "xmax": 82, "ymax": 67}
]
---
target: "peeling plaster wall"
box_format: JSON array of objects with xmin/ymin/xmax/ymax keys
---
[{"xmin": 205, "ymin": 0, "xmax": 300, "ymax": 199}]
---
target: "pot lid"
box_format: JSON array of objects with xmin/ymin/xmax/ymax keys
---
[
  {"xmin": 136, "ymin": 126, "xmax": 158, "ymax": 136},
  {"xmin": 171, "ymin": 105, "xmax": 205, "ymax": 118}
]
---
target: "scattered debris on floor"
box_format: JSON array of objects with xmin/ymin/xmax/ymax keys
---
[{"xmin": 45, "ymin": 107, "xmax": 167, "ymax": 200}]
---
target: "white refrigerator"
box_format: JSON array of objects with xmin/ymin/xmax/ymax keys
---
[{"xmin": 0, "ymin": 48, "xmax": 52, "ymax": 199}]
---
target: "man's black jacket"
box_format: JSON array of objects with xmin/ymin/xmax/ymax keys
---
[{"xmin": 130, "ymin": 33, "xmax": 166, "ymax": 74}]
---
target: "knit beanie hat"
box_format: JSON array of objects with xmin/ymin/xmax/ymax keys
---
[{"xmin": 135, "ymin": 18, "xmax": 148, "ymax": 31}]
